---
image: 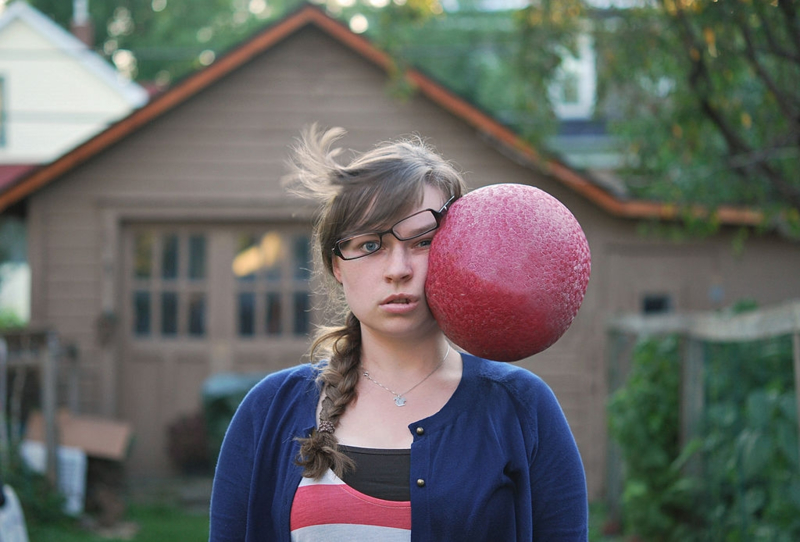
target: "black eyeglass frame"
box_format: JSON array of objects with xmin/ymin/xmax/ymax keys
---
[{"xmin": 333, "ymin": 195, "xmax": 457, "ymax": 261}]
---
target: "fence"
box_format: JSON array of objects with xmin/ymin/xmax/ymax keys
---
[
  {"xmin": 0, "ymin": 329, "xmax": 79, "ymax": 486},
  {"xmin": 605, "ymin": 299, "xmax": 800, "ymax": 532}
]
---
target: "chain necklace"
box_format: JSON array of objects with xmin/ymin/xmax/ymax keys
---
[{"xmin": 362, "ymin": 344, "xmax": 451, "ymax": 407}]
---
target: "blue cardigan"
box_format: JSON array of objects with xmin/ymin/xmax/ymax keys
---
[{"xmin": 209, "ymin": 353, "xmax": 588, "ymax": 541}]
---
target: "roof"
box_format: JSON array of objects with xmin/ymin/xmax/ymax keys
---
[
  {"xmin": 0, "ymin": 164, "xmax": 37, "ymax": 191},
  {"xmin": 0, "ymin": 1, "xmax": 148, "ymax": 107},
  {"xmin": 0, "ymin": 3, "xmax": 761, "ymax": 225}
]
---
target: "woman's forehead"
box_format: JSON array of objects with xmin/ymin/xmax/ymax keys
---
[{"xmin": 347, "ymin": 185, "xmax": 444, "ymax": 233}]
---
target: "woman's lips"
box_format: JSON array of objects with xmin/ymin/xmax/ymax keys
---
[{"xmin": 380, "ymin": 294, "xmax": 419, "ymax": 313}]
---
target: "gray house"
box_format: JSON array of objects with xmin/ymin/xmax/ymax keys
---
[{"xmin": 1, "ymin": 5, "xmax": 798, "ymax": 500}]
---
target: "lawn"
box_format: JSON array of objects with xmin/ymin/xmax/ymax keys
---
[{"xmin": 25, "ymin": 504, "xmax": 209, "ymax": 542}]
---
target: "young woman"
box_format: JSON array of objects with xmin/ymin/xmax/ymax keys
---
[{"xmin": 209, "ymin": 126, "xmax": 588, "ymax": 541}]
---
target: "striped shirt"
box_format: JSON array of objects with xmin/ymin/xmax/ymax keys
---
[{"xmin": 290, "ymin": 469, "xmax": 411, "ymax": 541}]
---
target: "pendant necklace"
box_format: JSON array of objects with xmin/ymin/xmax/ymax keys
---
[{"xmin": 362, "ymin": 344, "xmax": 451, "ymax": 407}]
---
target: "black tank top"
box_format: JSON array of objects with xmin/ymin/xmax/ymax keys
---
[{"xmin": 339, "ymin": 445, "xmax": 411, "ymax": 501}]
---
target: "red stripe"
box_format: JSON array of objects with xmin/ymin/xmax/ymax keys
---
[{"xmin": 291, "ymin": 484, "xmax": 411, "ymax": 531}]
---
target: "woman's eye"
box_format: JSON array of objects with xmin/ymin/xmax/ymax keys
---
[
  {"xmin": 415, "ymin": 237, "xmax": 434, "ymax": 249},
  {"xmin": 360, "ymin": 240, "xmax": 381, "ymax": 253}
]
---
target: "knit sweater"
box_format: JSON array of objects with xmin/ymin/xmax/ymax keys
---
[{"xmin": 209, "ymin": 353, "xmax": 588, "ymax": 541}]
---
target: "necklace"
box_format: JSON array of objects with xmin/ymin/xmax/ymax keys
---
[{"xmin": 362, "ymin": 344, "xmax": 451, "ymax": 407}]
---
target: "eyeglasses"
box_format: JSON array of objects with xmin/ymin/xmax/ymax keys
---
[{"xmin": 333, "ymin": 195, "xmax": 456, "ymax": 261}]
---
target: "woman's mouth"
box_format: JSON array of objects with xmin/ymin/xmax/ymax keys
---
[{"xmin": 380, "ymin": 294, "xmax": 419, "ymax": 312}]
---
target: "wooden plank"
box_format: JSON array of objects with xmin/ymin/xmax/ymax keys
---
[
  {"xmin": 608, "ymin": 299, "xmax": 800, "ymax": 341},
  {"xmin": 43, "ymin": 331, "xmax": 60, "ymax": 486},
  {"xmin": 0, "ymin": 339, "xmax": 8, "ymax": 473},
  {"xmin": 794, "ymin": 331, "xmax": 800, "ymax": 473},
  {"xmin": 681, "ymin": 338, "xmax": 705, "ymax": 477}
]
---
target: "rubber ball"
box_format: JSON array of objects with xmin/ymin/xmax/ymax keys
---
[{"xmin": 426, "ymin": 183, "xmax": 591, "ymax": 361}]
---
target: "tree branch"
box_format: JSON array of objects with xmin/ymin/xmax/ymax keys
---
[
  {"xmin": 778, "ymin": 0, "xmax": 800, "ymax": 57},
  {"xmin": 752, "ymin": 1, "xmax": 800, "ymax": 63},
  {"xmin": 670, "ymin": 1, "xmax": 800, "ymax": 210},
  {"xmin": 734, "ymin": 10, "xmax": 799, "ymax": 121}
]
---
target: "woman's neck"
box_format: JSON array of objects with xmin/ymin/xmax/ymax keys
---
[{"xmin": 359, "ymin": 329, "xmax": 450, "ymax": 377}]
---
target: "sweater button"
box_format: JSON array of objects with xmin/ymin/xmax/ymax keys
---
[
  {"xmin": 416, "ymin": 479, "xmax": 426, "ymax": 487},
  {"xmin": 416, "ymin": 427, "xmax": 425, "ymax": 435}
]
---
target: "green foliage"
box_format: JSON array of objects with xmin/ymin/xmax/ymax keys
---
[
  {"xmin": 608, "ymin": 336, "xmax": 704, "ymax": 541},
  {"xmin": 703, "ymin": 336, "xmax": 800, "ymax": 540},
  {"xmin": 0, "ymin": 307, "xmax": 24, "ymax": 330},
  {"xmin": 609, "ymin": 332, "xmax": 800, "ymax": 540},
  {"xmin": 3, "ymin": 450, "xmax": 70, "ymax": 528},
  {"xmin": 593, "ymin": 0, "xmax": 800, "ymax": 223},
  {"xmin": 27, "ymin": 0, "xmax": 305, "ymax": 83}
]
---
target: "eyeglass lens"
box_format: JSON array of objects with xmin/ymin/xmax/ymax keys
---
[{"xmin": 337, "ymin": 210, "xmax": 438, "ymax": 259}]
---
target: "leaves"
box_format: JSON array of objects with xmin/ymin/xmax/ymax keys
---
[{"xmin": 610, "ymin": 333, "xmax": 800, "ymax": 539}]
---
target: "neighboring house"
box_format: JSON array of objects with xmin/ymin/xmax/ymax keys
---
[
  {"xmin": 0, "ymin": 1, "xmax": 148, "ymax": 321},
  {"xmin": 0, "ymin": 4, "xmax": 798, "ymax": 500},
  {"xmin": 0, "ymin": 1, "xmax": 148, "ymax": 166}
]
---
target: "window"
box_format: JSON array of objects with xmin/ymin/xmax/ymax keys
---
[
  {"xmin": 642, "ymin": 294, "xmax": 672, "ymax": 315},
  {"xmin": 131, "ymin": 230, "xmax": 208, "ymax": 338},
  {"xmin": 549, "ymin": 34, "xmax": 596, "ymax": 120},
  {"xmin": 233, "ymin": 230, "xmax": 312, "ymax": 338}
]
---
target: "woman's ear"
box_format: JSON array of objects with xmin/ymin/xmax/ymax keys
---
[{"xmin": 332, "ymin": 258, "xmax": 342, "ymax": 284}]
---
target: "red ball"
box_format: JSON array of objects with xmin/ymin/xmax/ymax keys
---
[{"xmin": 426, "ymin": 184, "xmax": 591, "ymax": 362}]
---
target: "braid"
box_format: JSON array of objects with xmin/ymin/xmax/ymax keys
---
[{"xmin": 295, "ymin": 312, "xmax": 361, "ymax": 479}]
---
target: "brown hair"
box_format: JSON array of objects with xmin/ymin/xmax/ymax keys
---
[{"xmin": 284, "ymin": 124, "xmax": 466, "ymax": 479}]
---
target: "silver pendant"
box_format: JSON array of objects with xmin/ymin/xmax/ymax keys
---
[{"xmin": 394, "ymin": 395, "xmax": 407, "ymax": 407}]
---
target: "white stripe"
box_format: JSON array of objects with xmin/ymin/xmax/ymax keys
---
[
  {"xmin": 297, "ymin": 469, "xmax": 345, "ymax": 487},
  {"xmin": 291, "ymin": 523, "xmax": 410, "ymax": 542}
]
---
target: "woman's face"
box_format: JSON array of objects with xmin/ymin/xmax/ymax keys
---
[{"xmin": 332, "ymin": 184, "xmax": 447, "ymax": 342}]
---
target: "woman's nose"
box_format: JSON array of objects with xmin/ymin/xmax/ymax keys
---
[{"xmin": 383, "ymin": 242, "xmax": 413, "ymax": 282}]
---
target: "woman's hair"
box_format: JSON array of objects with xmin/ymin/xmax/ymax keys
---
[{"xmin": 284, "ymin": 124, "xmax": 466, "ymax": 479}]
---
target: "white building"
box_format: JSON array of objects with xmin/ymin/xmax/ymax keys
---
[
  {"xmin": 0, "ymin": 1, "xmax": 148, "ymax": 323},
  {"xmin": 0, "ymin": 1, "xmax": 148, "ymax": 166}
]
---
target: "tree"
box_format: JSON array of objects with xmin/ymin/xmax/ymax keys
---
[
  {"xmin": 26, "ymin": 0, "xmax": 303, "ymax": 84},
  {"xmin": 587, "ymin": 0, "xmax": 799, "ymax": 234}
]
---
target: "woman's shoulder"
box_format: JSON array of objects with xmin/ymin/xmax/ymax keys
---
[
  {"xmin": 251, "ymin": 362, "xmax": 316, "ymax": 391},
  {"xmin": 461, "ymin": 353, "xmax": 560, "ymax": 410},
  {"xmin": 239, "ymin": 363, "xmax": 318, "ymax": 411},
  {"xmin": 464, "ymin": 353, "xmax": 547, "ymax": 387}
]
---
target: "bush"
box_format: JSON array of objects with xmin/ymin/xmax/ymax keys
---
[
  {"xmin": 608, "ymin": 336, "xmax": 704, "ymax": 541},
  {"xmin": 609, "ymin": 333, "xmax": 800, "ymax": 541},
  {"xmin": 3, "ymin": 450, "xmax": 71, "ymax": 528}
]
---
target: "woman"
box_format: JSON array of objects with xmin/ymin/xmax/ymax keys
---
[{"xmin": 209, "ymin": 126, "xmax": 588, "ymax": 541}]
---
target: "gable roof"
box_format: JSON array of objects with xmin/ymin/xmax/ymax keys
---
[
  {"xmin": 0, "ymin": 1, "xmax": 149, "ymax": 107},
  {"xmin": 0, "ymin": 4, "xmax": 761, "ymax": 225}
]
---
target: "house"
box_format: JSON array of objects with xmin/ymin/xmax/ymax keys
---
[
  {"xmin": 0, "ymin": 1, "xmax": 148, "ymax": 167},
  {"xmin": 0, "ymin": 1, "xmax": 148, "ymax": 321},
  {"xmin": 0, "ymin": 4, "xmax": 798, "ymax": 500}
]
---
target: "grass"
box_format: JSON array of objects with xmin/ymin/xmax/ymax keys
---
[{"xmin": 25, "ymin": 504, "xmax": 209, "ymax": 542}]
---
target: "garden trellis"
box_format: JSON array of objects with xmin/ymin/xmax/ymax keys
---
[{"xmin": 606, "ymin": 300, "xmax": 800, "ymax": 534}]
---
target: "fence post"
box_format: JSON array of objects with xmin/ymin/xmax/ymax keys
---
[
  {"xmin": 793, "ymin": 331, "xmax": 800, "ymax": 473},
  {"xmin": 681, "ymin": 337, "xmax": 705, "ymax": 476},
  {"xmin": 0, "ymin": 338, "xmax": 8, "ymax": 473},
  {"xmin": 605, "ymin": 329, "xmax": 631, "ymax": 527},
  {"xmin": 42, "ymin": 331, "xmax": 60, "ymax": 487}
]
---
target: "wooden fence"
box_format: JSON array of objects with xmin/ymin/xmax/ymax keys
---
[{"xmin": 605, "ymin": 299, "xmax": 800, "ymax": 521}]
